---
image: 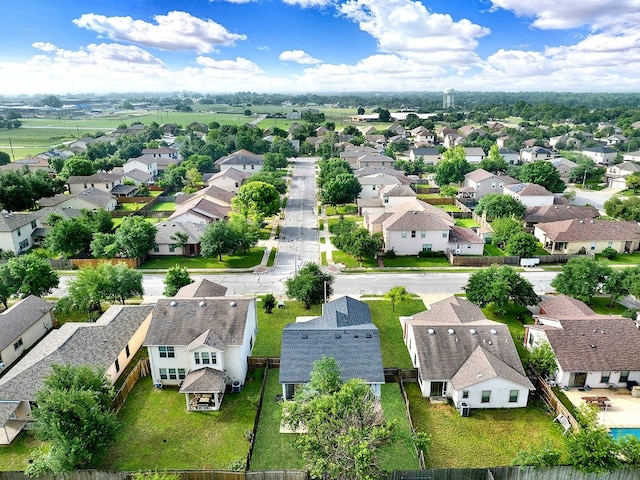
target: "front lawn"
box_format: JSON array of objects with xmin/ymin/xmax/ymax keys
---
[
  {"xmin": 595, "ymin": 251, "xmax": 640, "ymax": 265},
  {"xmin": 98, "ymin": 373, "xmax": 263, "ymax": 470},
  {"xmin": 331, "ymin": 250, "xmax": 378, "ymax": 268},
  {"xmin": 327, "ymin": 216, "xmax": 362, "ymax": 230},
  {"xmin": 140, "ymin": 247, "xmax": 264, "ymax": 269},
  {"xmin": 589, "ymin": 296, "xmax": 627, "ymax": 315},
  {"xmin": 406, "ymin": 383, "xmax": 568, "ymax": 468},
  {"xmin": 324, "ymin": 204, "xmax": 358, "ymax": 216},
  {"xmin": 381, "ymin": 255, "xmax": 450, "ymax": 268}
]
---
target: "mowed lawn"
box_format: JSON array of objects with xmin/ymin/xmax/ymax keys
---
[
  {"xmin": 98, "ymin": 373, "xmax": 263, "ymax": 470},
  {"xmin": 140, "ymin": 247, "xmax": 264, "ymax": 269},
  {"xmin": 406, "ymin": 383, "xmax": 568, "ymax": 468}
]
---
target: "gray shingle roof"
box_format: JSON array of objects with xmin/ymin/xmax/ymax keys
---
[
  {"xmin": 175, "ymin": 279, "xmax": 228, "ymax": 298},
  {"xmin": 214, "ymin": 149, "xmax": 263, "ymax": 166},
  {"xmin": 538, "ymin": 294, "xmax": 599, "ymax": 319},
  {"xmin": 144, "ymin": 298, "xmax": 253, "ymax": 348},
  {"xmin": 0, "ymin": 305, "xmax": 152, "ymax": 402},
  {"xmin": 154, "ymin": 221, "xmax": 205, "ymax": 245},
  {"xmin": 0, "ymin": 295, "xmax": 54, "ymax": 351},
  {"xmin": 179, "ymin": 367, "xmax": 226, "ymax": 393},
  {"xmin": 382, "ymin": 209, "xmax": 451, "ymax": 232},
  {"xmin": 0, "ymin": 212, "xmax": 39, "ymax": 232},
  {"xmin": 279, "ymin": 297, "xmax": 384, "ymax": 384},
  {"xmin": 505, "ymin": 183, "xmax": 553, "ymax": 196}
]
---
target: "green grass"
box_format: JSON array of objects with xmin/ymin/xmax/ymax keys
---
[
  {"xmin": 318, "ymin": 219, "xmax": 324, "ymax": 230},
  {"xmin": 483, "ymin": 244, "xmax": 503, "ymax": 256},
  {"xmin": 253, "ymin": 300, "xmax": 322, "ymax": 357},
  {"xmin": 589, "ymin": 296, "xmax": 627, "ymax": 315},
  {"xmin": 436, "ymin": 204, "xmax": 462, "ymax": 212},
  {"xmin": 266, "ymin": 248, "xmax": 277, "ymax": 267},
  {"xmin": 595, "ymin": 251, "xmax": 640, "ymax": 265},
  {"xmin": 532, "ymin": 245, "xmax": 550, "ymax": 256},
  {"xmin": 406, "ymin": 383, "xmax": 568, "ymax": 468},
  {"xmin": 140, "ymin": 247, "xmax": 264, "ymax": 269},
  {"xmin": 381, "ymin": 255, "xmax": 450, "ymax": 268},
  {"xmin": 148, "ymin": 201, "xmax": 176, "ymax": 212},
  {"xmin": 331, "ymin": 250, "xmax": 378, "ymax": 268},
  {"xmin": 455, "ymin": 218, "xmax": 480, "ymax": 228},
  {"xmin": 319, "ymin": 237, "xmax": 325, "ymax": 244},
  {"xmin": 321, "ymin": 251, "xmax": 327, "ymax": 266},
  {"xmin": 97, "ymin": 373, "xmax": 262, "ymax": 470},
  {"xmin": 367, "ymin": 299, "xmax": 425, "ymax": 369},
  {"xmin": 327, "ymin": 216, "xmax": 362, "ymax": 230},
  {"xmin": 416, "ymin": 193, "xmax": 440, "ymax": 199},
  {"xmin": 249, "ymin": 369, "xmax": 305, "ymax": 471},
  {"xmin": 117, "ymin": 202, "xmax": 146, "ymax": 212},
  {"xmin": 324, "ymin": 204, "xmax": 358, "ymax": 216},
  {"xmin": 0, "ymin": 431, "xmax": 41, "ymax": 471}
]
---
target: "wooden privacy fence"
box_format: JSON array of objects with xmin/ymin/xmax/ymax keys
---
[
  {"xmin": 111, "ymin": 358, "xmax": 151, "ymax": 413},
  {"xmin": 71, "ymin": 257, "xmax": 141, "ymax": 269},
  {"xmin": 535, "ymin": 375, "xmax": 580, "ymax": 432},
  {"xmin": 388, "ymin": 467, "xmax": 640, "ymax": 480},
  {"xmin": 399, "ymin": 380, "xmax": 425, "ymax": 470},
  {"xmin": 245, "ymin": 365, "xmax": 270, "ymax": 470},
  {"xmin": 0, "ymin": 471, "xmax": 308, "ymax": 480}
]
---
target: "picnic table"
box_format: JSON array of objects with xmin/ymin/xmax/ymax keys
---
[{"xmin": 582, "ymin": 396, "xmax": 611, "ymax": 407}]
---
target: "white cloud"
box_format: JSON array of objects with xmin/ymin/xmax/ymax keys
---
[
  {"xmin": 282, "ymin": 0, "xmax": 335, "ymax": 8},
  {"xmin": 73, "ymin": 11, "xmax": 246, "ymax": 54},
  {"xmin": 279, "ymin": 50, "xmax": 322, "ymax": 64},
  {"xmin": 488, "ymin": 1, "xmax": 640, "ymax": 30},
  {"xmin": 339, "ymin": 0, "xmax": 489, "ymax": 66},
  {"xmin": 196, "ymin": 56, "xmax": 264, "ymax": 73}
]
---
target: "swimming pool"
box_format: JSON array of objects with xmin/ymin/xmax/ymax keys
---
[{"xmin": 610, "ymin": 428, "xmax": 640, "ymax": 440}]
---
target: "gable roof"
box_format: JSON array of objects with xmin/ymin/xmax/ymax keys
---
[
  {"xmin": 0, "ymin": 305, "xmax": 152, "ymax": 401},
  {"xmin": 382, "ymin": 209, "xmax": 452, "ymax": 232},
  {"xmin": 0, "ymin": 296, "xmax": 54, "ymax": 351},
  {"xmin": 279, "ymin": 296, "xmax": 384, "ymax": 385},
  {"xmin": 535, "ymin": 219, "xmax": 640, "ymax": 242},
  {"xmin": 0, "ymin": 212, "xmax": 39, "ymax": 232},
  {"xmin": 154, "ymin": 221, "xmax": 206, "ymax": 245},
  {"xmin": 175, "ymin": 279, "xmax": 228, "ymax": 298},
  {"xmin": 505, "ymin": 183, "xmax": 553, "ymax": 196},
  {"xmin": 214, "ymin": 149, "xmax": 263, "ymax": 166},
  {"xmin": 179, "ymin": 367, "xmax": 226, "ymax": 393},
  {"xmin": 144, "ymin": 298, "xmax": 253, "ymax": 349},
  {"xmin": 538, "ymin": 294, "xmax": 601, "ymax": 319},
  {"xmin": 169, "ymin": 197, "xmax": 231, "ymax": 223},
  {"xmin": 524, "ymin": 205, "xmax": 599, "ymax": 224},
  {"xmin": 208, "ymin": 168, "xmax": 251, "ymax": 184},
  {"xmin": 67, "ymin": 172, "xmax": 122, "ymax": 184},
  {"xmin": 464, "ymin": 169, "xmax": 518, "ymax": 185}
]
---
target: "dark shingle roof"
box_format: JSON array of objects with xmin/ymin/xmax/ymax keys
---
[
  {"xmin": 0, "ymin": 296, "xmax": 54, "ymax": 351},
  {"xmin": 179, "ymin": 367, "xmax": 226, "ymax": 393},
  {"xmin": 214, "ymin": 149, "xmax": 263, "ymax": 166},
  {"xmin": 524, "ymin": 205, "xmax": 599, "ymax": 224},
  {"xmin": 0, "ymin": 212, "xmax": 39, "ymax": 232},
  {"xmin": 175, "ymin": 279, "xmax": 228, "ymax": 298}
]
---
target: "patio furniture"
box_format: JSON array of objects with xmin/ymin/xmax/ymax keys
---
[{"xmin": 582, "ymin": 396, "xmax": 611, "ymax": 408}]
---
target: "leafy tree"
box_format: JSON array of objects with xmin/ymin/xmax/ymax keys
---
[
  {"xmin": 0, "ymin": 151, "xmax": 10, "ymax": 166},
  {"xmin": 201, "ymin": 220, "xmax": 236, "ymax": 261},
  {"xmin": 80, "ymin": 208, "xmax": 114, "ymax": 234},
  {"xmin": 285, "ymin": 262, "xmax": 334, "ymax": 309},
  {"xmin": 343, "ymin": 228, "xmax": 383, "ymax": 264},
  {"xmin": 245, "ymin": 170, "xmax": 287, "ymax": 194},
  {"xmin": 7, "ymin": 254, "xmax": 59, "ymax": 298},
  {"xmin": 504, "ymin": 231, "xmax": 538, "ymax": 257},
  {"xmin": 465, "ymin": 264, "xmax": 538, "ymax": 315},
  {"xmin": 163, "ymin": 265, "xmax": 193, "ymax": 297},
  {"xmin": 0, "ymin": 263, "xmax": 17, "ymax": 308},
  {"xmin": 64, "ymin": 265, "xmax": 108, "ymax": 315},
  {"xmin": 626, "ymin": 173, "xmax": 640, "ymax": 193},
  {"xmin": 26, "ymin": 365, "xmax": 118, "ymax": 475},
  {"xmin": 491, "ymin": 216, "xmax": 524, "ymax": 248},
  {"xmin": 321, "ymin": 173, "xmax": 362, "ymax": 206},
  {"xmin": 512, "ymin": 441, "xmax": 562, "ymax": 469},
  {"xmin": 434, "ymin": 147, "xmax": 474, "ymax": 185},
  {"xmin": 229, "ymin": 216, "xmax": 260, "ymax": 253},
  {"xmin": 569, "ymin": 159, "xmax": 603, "ymax": 185},
  {"xmin": 385, "ymin": 286, "xmax": 411, "ymax": 312},
  {"xmin": 528, "ymin": 341, "xmax": 557, "ymax": 377},
  {"xmin": 263, "ymin": 152, "xmax": 289, "ymax": 170},
  {"xmin": 438, "ymin": 184, "xmax": 458, "ymax": 197},
  {"xmin": 232, "ymin": 181, "xmax": 280, "ymax": 223},
  {"xmin": 44, "ymin": 218, "xmax": 93, "ymax": 258},
  {"xmin": 604, "ymin": 196, "xmax": 640, "ymax": 221},
  {"xmin": 39, "ymin": 95, "xmax": 62, "ymax": 108},
  {"xmin": 602, "ymin": 269, "xmax": 629, "ymax": 307},
  {"xmin": 106, "ymin": 263, "xmax": 143, "ymax": 305},
  {"xmin": 157, "ymin": 164, "xmax": 187, "ymax": 190},
  {"xmin": 478, "ymin": 144, "xmax": 508, "ymax": 173},
  {"xmin": 475, "ymin": 193, "xmax": 526, "ymax": 219},
  {"xmin": 566, "ymin": 405, "xmax": 621, "ymax": 473},
  {"xmin": 59, "ymin": 157, "xmax": 97, "ymax": 180},
  {"xmin": 551, "ymin": 257, "xmax": 612, "ymax": 303},
  {"xmin": 263, "ymin": 293, "xmax": 276, "ymax": 314},
  {"xmin": 90, "ymin": 233, "xmax": 119, "ymax": 259},
  {"xmin": 114, "ymin": 216, "xmax": 157, "ymax": 259},
  {"xmin": 517, "ymin": 161, "xmax": 565, "ymax": 193},
  {"xmin": 317, "ymin": 158, "xmax": 352, "ymax": 187},
  {"xmin": 284, "ymin": 357, "xmax": 395, "ymax": 480}
]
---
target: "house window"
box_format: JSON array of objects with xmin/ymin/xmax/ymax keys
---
[
  {"xmin": 467, "ymin": 244, "xmax": 472, "ymax": 249},
  {"xmin": 442, "ymin": 232, "xmax": 448, "ymax": 238},
  {"xmin": 384, "ymin": 197, "xmax": 389, "ymax": 204},
  {"xmin": 211, "ymin": 352, "xmax": 217, "ymax": 365},
  {"xmin": 13, "ymin": 338, "xmax": 23, "ymax": 350},
  {"xmin": 509, "ymin": 390, "xmax": 519, "ymax": 403},
  {"xmin": 462, "ymin": 390, "xmax": 469, "ymax": 399},
  {"xmin": 499, "ymin": 183, "xmax": 504, "ymax": 189},
  {"xmin": 601, "ymin": 372, "xmax": 610, "ymax": 383},
  {"xmin": 251, "ymin": 165, "xmax": 255, "ymax": 170},
  {"xmin": 481, "ymin": 390, "xmax": 491, "ymax": 403},
  {"xmin": 401, "ymin": 231, "xmax": 407, "ymax": 238},
  {"xmin": 421, "ymin": 231, "xmax": 426, "ymax": 238},
  {"xmin": 153, "ymin": 244, "xmax": 160, "ymax": 253},
  {"xmin": 620, "ymin": 371, "xmax": 630, "ymax": 382},
  {"xmin": 19, "ymin": 239, "xmax": 29, "ymax": 250},
  {"xmin": 31, "ymin": 220, "xmax": 37, "ymax": 228},
  {"xmin": 159, "ymin": 346, "xmax": 175, "ymax": 358},
  {"xmin": 423, "ymin": 244, "xmax": 432, "ymax": 251},
  {"xmin": 178, "ymin": 368, "xmax": 186, "ymax": 380},
  {"xmin": 169, "ymin": 245, "xmax": 175, "ymax": 253},
  {"xmin": 607, "ymin": 241, "xmax": 613, "ymax": 248},
  {"xmin": 591, "ymin": 241, "xmax": 596, "ymax": 251},
  {"xmin": 169, "ymin": 368, "xmax": 177, "ymax": 380},
  {"xmin": 528, "ymin": 333, "xmax": 534, "ymax": 347},
  {"xmin": 115, "ymin": 359, "xmax": 120, "ymax": 373},
  {"xmin": 372, "ymin": 185, "xmax": 376, "ymax": 190},
  {"xmin": 194, "ymin": 352, "xmax": 200, "ymax": 364},
  {"xmin": 201, "ymin": 352, "xmax": 210, "ymax": 364},
  {"xmin": 159, "ymin": 368, "xmax": 168, "ymax": 380},
  {"xmin": 17, "ymin": 228, "xmax": 20, "ymax": 237},
  {"xmin": 411, "ymin": 231, "xmax": 416, "ymax": 238},
  {"xmin": 125, "ymin": 344, "xmax": 130, "ymax": 358},
  {"xmin": 250, "ymin": 337, "xmax": 253, "ymax": 350}
]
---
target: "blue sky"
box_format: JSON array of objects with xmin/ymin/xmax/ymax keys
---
[{"xmin": 2, "ymin": 0, "xmax": 640, "ymax": 94}]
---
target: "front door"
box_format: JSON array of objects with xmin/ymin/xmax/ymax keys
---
[
  {"xmin": 571, "ymin": 372, "xmax": 587, "ymax": 388},
  {"xmin": 430, "ymin": 381, "xmax": 445, "ymax": 397}
]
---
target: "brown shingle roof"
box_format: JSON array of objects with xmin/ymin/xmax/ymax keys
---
[
  {"xmin": 536, "ymin": 219, "xmax": 640, "ymax": 242},
  {"xmin": 524, "ymin": 205, "xmax": 599, "ymax": 224},
  {"xmin": 382, "ymin": 210, "xmax": 451, "ymax": 232}
]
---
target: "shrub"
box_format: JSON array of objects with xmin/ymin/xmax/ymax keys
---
[
  {"xmin": 384, "ymin": 249, "xmax": 397, "ymax": 259},
  {"xmin": 601, "ymin": 247, "xmax": 617, "ymax": 260}
]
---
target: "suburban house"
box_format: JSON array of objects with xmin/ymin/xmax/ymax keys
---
[
  {"xmin": 168, "ymin": 197, "xmax": 231, "ymax": 224},
  {"xmin": 0, "ymin": 296, "xmax": 54, "ymax": 372},
  {"xmin": 400, "ymin": 296, "xmax": 533, "ymax": 408},
  {"xmin": 524, "ymin": 204, "xmax": 599, "ymax": 229},
  {"xmin": 279, "ymin": 296, "xmax": 384, "ymax": 400},
  {"xmin": 525, "ymin": 295, "xmax": 640, "ymax": 389},
  {"xmin": 410, "ymin": 126, "xmax": 435, "ymax": 144},
  {"xmin": 356, "ymin": 172, "xmax": 412, "ymax": 201},
  {"xmin": 534, "ymin": 219, "xmax": 640, "ymax": 254},
  {"xmin": 409, "ymin": 147, "xmax": 440, "ymax": 165},
  {"xmin": 623, "ymin": 151, "xmax": 640, "ymax": 162},
  {"xmin": 606, "ymin": 161, "xmax": 640, "ymax": 189},
  {"xmin": 121, "ymin": 168, "xmax": 154, "ymax": 186},
  {"xmin": 66, "ymin": 173, "xmax": 124, "ymax": 195},
  {"xmin": 498, "ymin": 147, "xmax": 519, "ymax": 165},
  {"xmin": 151, "ymin": 221, "xmax": 206, "ymax": 257},
  {"xmin": 518, "ymin": 147, "xmax": 556, "ymax": 163},
  {"xmin": 551, "ymin": 158, "xmax": 579, "ymax": 183},
  {"xmin": 355, "ymin": 152, "xmax": 395, "ymax": 169},
  {"xmin": 0, "ymin": 212, "xmax": 41, "ymax": 255},
  {"xmin": 0, "ymin": 156, "xmax": 54, "ymax": 176},
  {"xmin": 459, "ymin": 169, "xmax": 519, "ymax": 200},
  {"xmin": 214, "ymin": 149, "xmax": 263, "ymax": 174},
  {"xmin": 141, "ymin": 147, "xmax": 179, "ymax": 159},
  {"xmin": 0, "ymin": 305, "xmax": 152, "ymax": 444},
  {"xmin": 174, "ymin": 279, "xmax": 228, "ymax": 298},
  {"xmin": 503, "ymin": 183, "xmax": 555, "ymax": 207},
  {"xmin": 581, "ymin": 146, "xmax": 617, "ymax": 165},
  {"xmin": 463, "ymin": 147, "xmax": 486, "ymax": 164},
  {"xmin": 207, "ymin": 168, "xmax": 251, "ymax": 193},
  {"xmin": 38, "ymin": 188, "xmax": 118, "ymax": 211},
  {"xmin": 144, "ymin": 297, "xmax": 257, "ymax": 411},
  {"xmin": 124, "ymin": 156, "xmax": 159, "ymax": 179},
  {"xmin": 341, "ymin": 146, "xmax": 379, "ymax": 167}
]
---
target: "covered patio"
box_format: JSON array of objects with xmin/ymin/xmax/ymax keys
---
[
  {"xmin": 562, "ymin": 387, "xmax": 640, "ymax": 429},
  {"xmin": 179, "ymin": 367, "xmax": 227, "ymax": 412},
  {"xmin": 0, "ymin": 402, "xmax": 30, "ymax": 445}
]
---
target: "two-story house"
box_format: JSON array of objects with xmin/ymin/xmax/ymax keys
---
[
  {"xmin": 459, "ymin": 169, "xmax": 519, "ymax": 200},
  {"xmin": 0, "ymin": 212, "xmax": 41, "ymax": 255}
]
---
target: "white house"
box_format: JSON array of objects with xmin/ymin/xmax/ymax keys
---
[
  {"xmin": 38, "ymin": 188, "xmax": 118, "ymax": 212},
  {"xmin": 460, "ymin": 169, "xmax": 519, "ymax": 200},
  {"xmin": 0, "ymin": 296, "xmax": 54, "ymax": 372},
  {"xmin": 66, "ymin": 173, "xmax": 124, "ymax": 195},
  {"xmin": 503, "ymin": 183, "xmax": 555, "ymax": 207},
  {"xmin": 401, "ymin": 296, "xmax": 533, "ymax": 408},
  {"xmin": 463, "ymin": 147, "xmax": 486, "ymax": 164},
  {"xmin": 498, "ymin": 147, "xmax": 518, "ymax": 165},
  {"xmin": 356, "ymin": 172, "xmax": 412, "ymax": 200},
  {"xmin": 207, "ymin": 168, "xmax": 251, "ymax": 193},
  {"xmin": 525, "ymin": 295, "xmax": 640, "ymax": 390},
  {"xmin": 0, "ymin": 212, "xmax": 41, "ymax": 255},
  {"xmin": 606, "ymin": 161, "xmax": 640, "ymax": 189},
  {"xmin": 124, "ymin": 156, "xmax": 158, "ymax": 178},
  {"xmin": 214, "ymin": 149, "xmax": 263, "ymax": 174},
  {"xmin": 581, "ymin": 146, "xmax": 617, "ymax": 165},
  {"xmin": 144, "ymin": 297, "xmax": 257, "ymax": 411},
  {"xmin": 519, "ymin": 147, "xmax": 556, "ymax": 163},
  {"xmin": 151, "ymin": 221, "xmax": 206, "ymax": 257}
]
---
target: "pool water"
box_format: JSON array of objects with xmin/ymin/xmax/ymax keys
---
[{"xmin": 610, "ymin": 428, "xmax": 640, "ymax": 440}]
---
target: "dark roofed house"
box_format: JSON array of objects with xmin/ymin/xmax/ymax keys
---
[
  {"xmin": 402, "ymin": 296, "xmax": 533, "ymax": 408},
  {"xmin": 524, "ymin": 204, "xmax": 599, "ymax": 227},
  {"xmin": 151, "ymin": 221, "xmax": 206, "ymax": 257},
  {"xmin": 144, "ymin": 297, "xmax": 257, "ymax": 411},
  {"xmin": 279, "ymin": 296, "xmax": 384, "ymax": 400},
  {"xmin": 214, "ymin": 149, "xmax": 263, "ymax": 174}
]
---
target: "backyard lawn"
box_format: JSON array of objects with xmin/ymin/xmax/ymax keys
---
[
  {"xmin": 455, "ymin": 218, "xmax": 480, "ymax": 228},
  {"xmin": 140, "ymin": 247, "xmax": 264, "ymax": 269},
  {"xmin": 98, "ymin": 373, "xmax": 263, "ymax": 470},
  {"xmin": 0, "ymin": 431, "xmax": 40, "ymax": 471},
  {"xmin": 406, "ymin": 382, "xmax": 568, "ymax": 468},
  {"xmin": 148, "ymin": 201, "xmax": 176, "ymax": 212},
  {"xmin": 595, "ymin": 251, "xmax": 640, "ymax": 265}
]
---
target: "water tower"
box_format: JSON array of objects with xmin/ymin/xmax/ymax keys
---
[{"xmin": 443, "ymin": 88, "xmax": 455, "ymax": 109}]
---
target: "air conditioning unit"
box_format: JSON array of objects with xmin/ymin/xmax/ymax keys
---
[
  {"xmin": 0, "ymin": 362, "xmax": 5, "ymax": 369},
  {"xmin": 459, "ymin": 402, "xmax": 470, "ymax": 417}
]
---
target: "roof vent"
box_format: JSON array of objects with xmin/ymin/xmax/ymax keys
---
[
  {"xmin": 469, "ymin": 329, "xmax": 477, "ymax": 335},
  {"xmin": 487, "ymin": 341, "xmax": 492, "ymax": 345},
  {"xmin": 448, "ymin": 328, "xmax": 455, "ymax": 335},
  {"xmin": 169, "ymin": 301, "xmax": 177, "ymax": 307},
  {"xmin": 335, "ymin": 333, "xmax": 341, "ymax": 339},
  {"xmin": 302, "ymin": 334, "xmax": 308, "ymax": 339},
  {"xmin": 428, "ymin": 328, "xmax": 435, "ymax": 335},
  {"xmin": 490, "ymin": 329, "xmax": 497, "ymax": 335},
  {"xmin": 229, "ymin": 301, "xmax": 237, "ymax": 307},
  {"xmin": 365, "ymin": 332, "xmax": 372, "ymax": 338},
  {"xmin": 199, "ymin": 301, "xmax": 205, "ymax": 307}
]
